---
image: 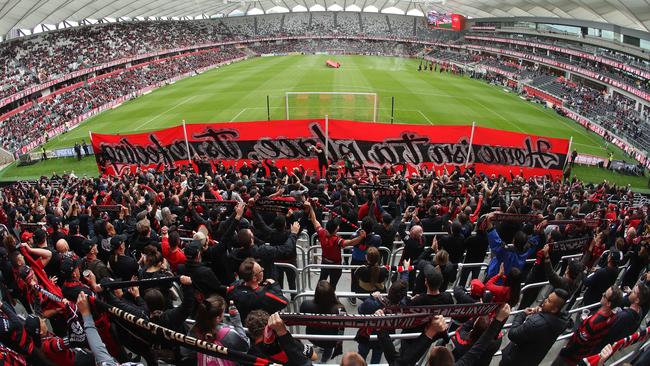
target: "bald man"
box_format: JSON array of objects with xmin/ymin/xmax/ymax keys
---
[
  {"xmin": 340, "ymin": 352, "xmax": 367, "ymax": 366},
  {"xmin": 55, "ymin": 239, "xmax": 70, "ymax": 255},
  {"xmin": 400, "ymin": 224, "xmax": 425, "ymax": 290}
]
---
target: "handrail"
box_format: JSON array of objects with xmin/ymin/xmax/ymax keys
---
[
  {"xmin": 275, "ymin": 262, "xmax": 301, "ymax": 295},
  {"xmin": 301, "ymin": 263, "xmax": 365, "ymax": 290}
]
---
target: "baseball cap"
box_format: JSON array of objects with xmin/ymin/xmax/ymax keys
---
[
  {"xmin": 78, "ymin": 237, "xmax": 98, "ymax": 257},
  {"xmin": 109, "ymin": 235, "xmax": 128, "ymax": 252},
  {"xmin": 184, "ymin": 239, "xmax": 202, "ymax": 260},
  {"xmin": 20, "ymin": 231, "xmax": 33, "ymax": 242},
  {"xmin": 59, "ymin": 257, "xmax": 80, "ymax": 280},
  {"xmin": 24, "ymin": 315, "xmax": 40, "ymax": 339},
  {"xmin": 470, "ymin": 279, "xmax": 486, "ymax": 299}
]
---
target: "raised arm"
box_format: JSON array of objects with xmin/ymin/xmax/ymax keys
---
[
  {"xmin": 305, "ymin": 202, "xmax": 321, "ymax": 231},
  {"xmin": 20, "ymin": 243, "xmax": 52, "ymax": 266}
]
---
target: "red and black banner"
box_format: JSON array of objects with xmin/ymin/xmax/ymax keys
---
[{"xmin": 90, "ymin": 120, "xmax": 570, "ymax": 178}]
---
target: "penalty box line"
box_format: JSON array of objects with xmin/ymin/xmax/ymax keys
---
[{"xmin": 232, "ymin": 106, "xmax": 433, "ymax": 124}]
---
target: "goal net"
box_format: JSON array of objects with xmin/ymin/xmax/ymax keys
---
[{"xmin": 285, "ymin": 92, "xmax": 378, "ymax": 122}]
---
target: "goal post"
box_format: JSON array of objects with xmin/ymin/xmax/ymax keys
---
[{"xmin": 285, "ymin": 92, "xmax": 378, "ymax": 122}]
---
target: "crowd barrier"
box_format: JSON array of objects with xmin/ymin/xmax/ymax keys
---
[{"xmin": 156, "ymin": 221, "xmax": 646, "ymax": 365}]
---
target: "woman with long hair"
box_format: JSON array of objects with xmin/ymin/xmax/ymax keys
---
[
  {"xmin": 299, "ymin": 280, "xmax": 346, "ymax": 362},
  {"xmin": 182, "ymin": 295, "xmax": 249, "ymax": 366},
  {"xmin": 355, "ymin": 247, "xmax": 412, "ymax": 293},
  {"xmin": 138, "ymin": 245, "xmax": 173, "ymax": 301}
]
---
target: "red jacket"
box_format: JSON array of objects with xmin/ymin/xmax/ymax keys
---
[
  {"xmin": 161, "ymin": 236, "xmax": 186, "ymax": 273},
  {"xmin": 486, "ymin": 274, "xmax": 511, "ymax": 304}
]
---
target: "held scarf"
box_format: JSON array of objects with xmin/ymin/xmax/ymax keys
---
[
  {"xmin": 198, "ymin": 200, "xmax": 238, "ymax": 216},
  {"xmin": 96, "ymin": 300, "xmax": 281, "ymax": 366},
  {"xmin": 489, "ymin": 213, "xmax": 600, "ymax": 228},
  {"xmin": 99, "ymin": 276, "xmax": 181, "ymax": 290},
  {"xmin": 550, "ymin": 237, "xmax": 591, "ymax": 255},
  {"xmin": 311, "ymin": 199, "xmax": 360, "ymax": 230},
  {"xmin": 255, "ymin": 198, "xmax": 301, "ymax": 214},
  {"xmin": 356, "ymin": 185, "xmax": 401, "ymax": 197},
  {"xmin": 579, "ymin": 326, "xmax": 650, "ymax": 366},
  {"xmin": 94, "ymin": 205, "xmax": 122, "ymax": 213},
  {"xmin": 281, "ymin": 303, "xmax": 502, "ymax": 329},
  {"xmin": 32, "ymin": 284, "xmax": 86, "ymax": 347}
]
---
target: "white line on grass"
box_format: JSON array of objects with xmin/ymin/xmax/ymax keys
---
[
  {"xmin": 471, "ymin": 98, "xmax": 526, "ymax": 134},
  {"xmin": 418, "ymin": 110, "xmax": 434, "ymax": 125},
  {"xmin": 134, "ymin": 96, "xmax": 197, "ymax": 130},
  {"xmin": 230, "ymin": 108, "xmax": 248, "ymax": 122}
]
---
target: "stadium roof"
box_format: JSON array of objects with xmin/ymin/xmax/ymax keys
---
[{"xmin": 2, "ymin": 0, "xmax": 650, "ymax": 36}]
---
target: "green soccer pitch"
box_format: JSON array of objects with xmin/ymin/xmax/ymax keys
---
[{"xmin": 1, "ymin": 55, "xmax": 647, "ymax": 191}]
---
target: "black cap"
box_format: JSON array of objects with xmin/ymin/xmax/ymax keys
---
[
  {"xmin": 184, "ymin": 239, "xmax": 202, "ymax": 260},
  {"xmin": 110, "ymin": 235, "xmax": 128, "ymax": 252},
  {"xmin": 24, "ymin": 315, "xmax": 40, "ymax": 339},
  {"xmin": 60, "ymin": 257, "xmax": 80, "ymax": 280},
  {"xmin": 79, "ymin": 237, "xmax": 98, "ymax": 257}
]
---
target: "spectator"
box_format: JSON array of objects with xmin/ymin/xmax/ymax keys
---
[
  {"xmin": 485, "ymin": 213, "xmax": 542, "ymax": 279},
  {"xmin": 355, "ymin": 281, "xmax": 409, "ymax": 363},
  {"xmin": 228, "ymin": 258, "xmax": 288, "ymax": 322},
  {"xmin": 602, "ymin": 282, "xmax": 650, "ymax": 345},
  {"xmin": 160, "ymin": 227, "xmax": 186, "ymax": 273},
  {"xmin": 107, "ymin": 234, "xmax": 138, "ymax": 281},
  {"xmin": 245, "ymin": 310, "xmax": 317, "ymax": 365},
  {"xmin": 581, "ymin": 250, "xmax": 622, "ymax": 306},
  {"xmin": 307, "ymin": 201, "xmax": 366, "ymax": 289},
  {"xmin": 555, "ymin": 286, "xmax": 623, "ymax": 366},
  {"xmin": 500, "ymin": 289, "xmax": 570, "ymax": 366},
  {"xmin": 182, "ymin": 295, "xmax": 249, "ymax": 365},
  {"xmin": 358, "ymin": 246, "xmax": 412, "ymax": 293},
  {"xmin": 299, "ymin": 280, "xmax": 346, "ymax": 363},
  {"xmin": 485, "ymin": 263, "xmax": 522, "ymax": 306}
]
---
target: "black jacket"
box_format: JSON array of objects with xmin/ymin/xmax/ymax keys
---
[
  {"xmin": 228, "ymin": 281, "xmax": 288, "ymax": 322},
  {"xmin": 440, "ymin": 233, "xmax": 466, "ymax": 264},
  {"xmin": 177, "ymin": 261, "xmax": 227, "ymax": 298},
  {"xmin": 380, "ymin": 318, "xmax": 506, "ymax": 366},
  {"xmin": 229, "ymin": 233, "xmax": 298, "ymax": 281},
  {"xmin": 249, "ymin": 333, "xmax": 313, "ymax": 366},
  {"xmin": 499, "ymin": 311, "xmax": 569, "ymax": 366},
  {"xmin": 582, "ymin": 266, "xmax": 618, "ymax": 306},
  {"xmin": 463, "ymin": 232, "xmax": 489, "ymax": 263}
]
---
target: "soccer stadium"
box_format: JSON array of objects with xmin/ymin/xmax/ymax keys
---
[{"xmin": 0, "ymin": 0, "xmax": 649, "ymax": 365}]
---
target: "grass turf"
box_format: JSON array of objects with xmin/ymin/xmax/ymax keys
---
[{"xmin": 1, "ymin": 55, "xmax": 646, "ymax": 190}]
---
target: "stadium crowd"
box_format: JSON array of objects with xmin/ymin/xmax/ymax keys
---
[
  {"xmin": 1, "ymin": 14, "xmax": 648, "ymax": 157},
  {"xmin": 464, "ymin": 55, "xmax": 650, "ymax": 153},
  {"xmin": 248, "ymin": 39, "xmax": 421, "ymax": 57},
  {"xmin": 0, "ymin": 47, "xmax": 245, "ymax": 152},
  {"xmin": 465, "ymin": 39, "xmax": 650, "ymax": 94},
  {"xmin": 0, "ymin": 156, "xmax": 649, "ymax": 366}
]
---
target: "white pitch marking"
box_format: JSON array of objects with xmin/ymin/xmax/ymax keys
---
[
  {"xmin": 230, "ymin": 108, "xmax": 248, "ymax": 122},
  {"xmin": 134, "ymin": 96, "xmax": 197, "ymax": 130},
  {"xmin": 418, "ymin": 110, "xmax": 434, "ymax": 125}
]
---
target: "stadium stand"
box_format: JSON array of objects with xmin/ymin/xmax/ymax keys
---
[
  {"xmin": 0, "ymin": 13, "xmax": 647, "ymax": 166},
  {"xmin": 0, "ymin": 6, "xmax": 650, "ymax": 365},
  {"xmin": 1, "ymin": 159, "xmax": 649, "ymax": 366}
]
